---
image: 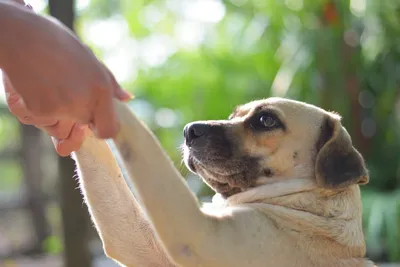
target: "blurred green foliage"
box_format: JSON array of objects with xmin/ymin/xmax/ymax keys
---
[
  {"xmin": 0, "ymin": 115, "xmax": 21, "ymax": 191},
  {"xmin": 75, "ymin": 0, "xmax": 400, "ymax": 262},
  {"xmin": 42, "ymin": 235, "xmax": 63, "ymax": 255}
]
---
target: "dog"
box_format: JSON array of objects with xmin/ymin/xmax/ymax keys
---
[{"xmin": 72, "ymin": 97, "xmax": 376, "ymax": 267}]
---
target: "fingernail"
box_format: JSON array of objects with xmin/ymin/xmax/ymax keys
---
[
  {"xmin": 124, "ymin": 92, "xmax": 135, "ymax": 101},
  {"xmin": 118, "ymin": 90, "xmax": 135, "ymax": 102},
  {"xmin": 128, "ymin": 93, "xmax": 135, "ymax": 100}
]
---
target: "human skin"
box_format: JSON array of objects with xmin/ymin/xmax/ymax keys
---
[{"xmin": 0, "ymin": 0, "xmax": 131, "ymax": 156}]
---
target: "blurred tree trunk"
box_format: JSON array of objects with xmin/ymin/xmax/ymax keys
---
[
  {"xmin": 342, "ymin": 41, "xmax": 370, "ymax": 156},
  {"xmin": 20, "ymin": 125, "xmax": 49, "ymax": 253},
  {"xmin": 58, "ymin": 156, "xmax": 92, "ymax": 267},
  {"xmin": 318, "ymin": 1, "xmax": 369, "ymax": 155},
  {"xmin": 48, "ymin": 0, "xmax": 93, "ymax": 266}
]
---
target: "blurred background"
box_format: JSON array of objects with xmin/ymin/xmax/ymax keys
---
[{"xmin": 0, "ymin": 0, "xmax": 399, "ymax": 266}]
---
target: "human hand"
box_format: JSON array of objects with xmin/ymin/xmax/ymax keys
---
[
  {"xmin": 0, "ymin": 1, "xmax": 132, "ymax": 139},
  {"xmin": 3, "ymin": 73, "xmax": 87, "ymax": 156}
]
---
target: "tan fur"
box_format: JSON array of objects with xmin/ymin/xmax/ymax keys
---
[{"xmin": 72, "ymin": 97, "xmax": 375, "ymax": 267}]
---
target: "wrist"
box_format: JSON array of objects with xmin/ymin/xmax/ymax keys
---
[{"xmin": 0, "ymin": 1, "xmax": 34, "ymax": 70}]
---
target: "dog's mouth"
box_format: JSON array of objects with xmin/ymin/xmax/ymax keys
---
[
  {"xmin": 186, "ymin": 153, "xmax": 244, "ymax": 179},
  {"xmin": 183, "ymin": 145, "xmax": 261, "ymax": 198}
]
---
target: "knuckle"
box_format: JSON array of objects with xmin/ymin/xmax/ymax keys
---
[{"xmin": 51, "ymin": 128, "xmax": 70, "ymax": 140}]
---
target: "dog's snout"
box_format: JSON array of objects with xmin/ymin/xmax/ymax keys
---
[{"xmin": 184, "ymin": 123, "xmax": 210, "ymax": 145}]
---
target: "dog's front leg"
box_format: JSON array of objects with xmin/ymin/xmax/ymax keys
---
[
  {"xmin": 72, "ymin": 131, "xmax": 176, "ymax": 267},
  {"xmin": 111, "ymin": 102, "xmax": 241, "ymax": 266},
  {"xmin": 111, "ymin": 103, "xmax": 212, "ymax": 265}
]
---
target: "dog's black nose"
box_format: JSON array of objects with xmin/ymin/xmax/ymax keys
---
[{"xmin": 184, "ymin": 123, "xmax": 210, "ymax": 145}]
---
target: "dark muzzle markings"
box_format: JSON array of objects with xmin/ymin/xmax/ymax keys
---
[{"xmin": 183, "ymin": 120, "xmax": 261, "ymax": 198}]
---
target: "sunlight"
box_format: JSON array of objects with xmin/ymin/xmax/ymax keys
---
[
  {"xmin": 138, "ymin": 34, "xmax": 177, "ymax": 68},
  {"xmin": 103, "ymin": 38, "xmax": 138, "ymax": 83},
  {"xmin": 76, "ymin": 0, "xmax": 90, "ymax": 11},
  {"xmin": 350, "ymin": 0, "xmax": 366, "ymax": 17},
  {"xmin": 27, "ymin": 0, "xmax": 46, "ymax": 13},
  {"xmin": 82, "ymin": 16, "xmax": 138, "ymax": 82},
  {"xmin": 174, "ymin": 21, "xmax": 206, "ymax": 50},
  {"xmin": 181, "ymin": 0, "xmax": 226, "ymax": 23},
  {"xmin": 285, "ymin": 0, "xmax": 303, "ymax": 11},
  {"xmin": 154, "ymin": 108, "xmax": 179, "ymax": 128},
  {"xmin": 83, "ymin": 16, "xmax": 130, "ymax": 51},
  {"xmin": 80, "ymin": 0, "xmax": 227, "ymax": 80},
  {"xmin": 139, "ymin": 4, "xmax": 165, "ymax": 28}
]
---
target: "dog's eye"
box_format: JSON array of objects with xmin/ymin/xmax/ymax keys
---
[
  {"xmin": 248, "ymin": 111, "xmax": 285, "ymax": 132},
  {"xmin": 259, "ymin": 115, "xmax": 276, "ymax": 128}
]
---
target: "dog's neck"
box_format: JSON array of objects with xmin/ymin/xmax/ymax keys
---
[
  {"xmin": 210, "ymin": 179, "xmax": 367, "ymax": 256},
  {"xmin": 212, "ymin": 178, "xmax": 318, "ymax": 207}
]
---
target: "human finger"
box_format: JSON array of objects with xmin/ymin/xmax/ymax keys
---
[
  {"xmin": 90, "ymin": 83, "xmax": 119, "ymax": 139},
  {"xmin": 41, "ymin": 119, "xmax": 75, "ymax": 140},
  {"xmin": 51, "ymin": 124, "xmax": 86, "ymax": 157}
]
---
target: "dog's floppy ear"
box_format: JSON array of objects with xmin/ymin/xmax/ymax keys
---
[{"xmin": 315, "ymin": 114, "xmax": 369, "ymax": 189}]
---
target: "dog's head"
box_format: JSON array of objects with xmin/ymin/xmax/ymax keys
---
[{"xmin": 182, "ymin": 97, "xmax": 369, "ymax": 198}]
